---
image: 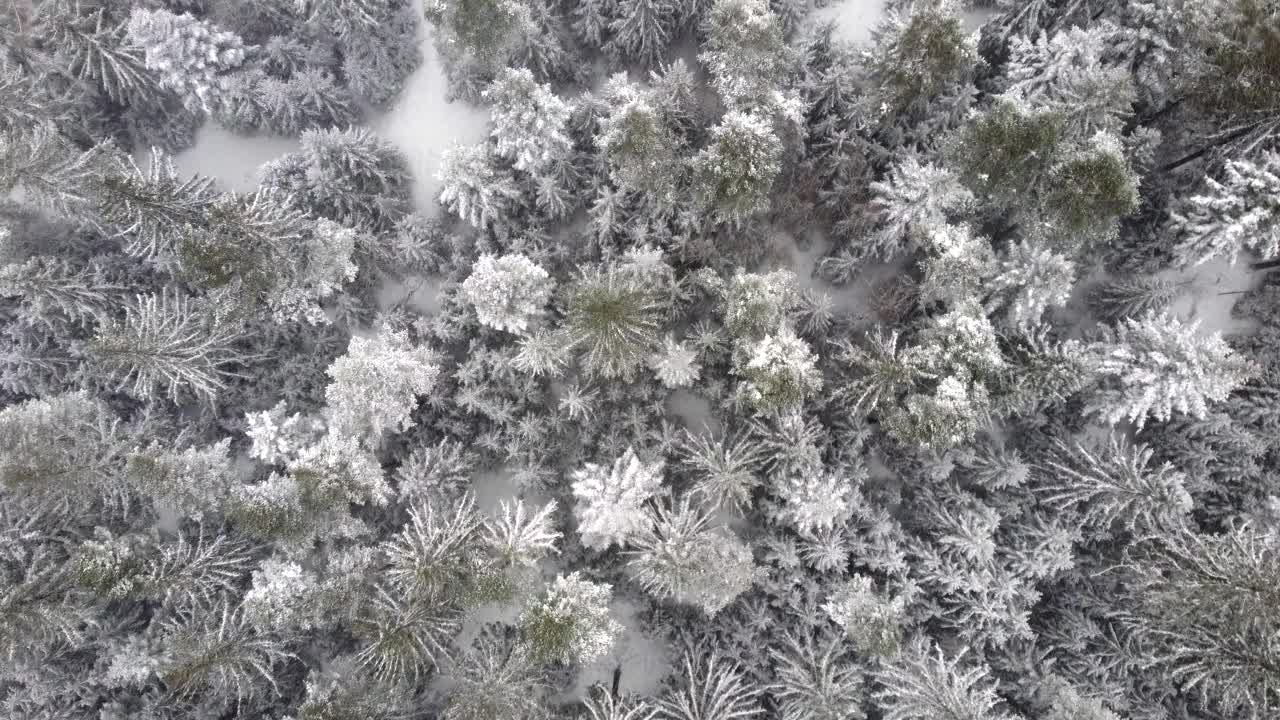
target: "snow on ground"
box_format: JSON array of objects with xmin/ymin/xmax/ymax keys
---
[
  {"xmin": 812, "ymin": 0, "xmax": 887, "ymax": 46},
  {"xmin": 569, "ymin": 598, "xmax": 672, "ymax": 700},
  {"xmin": 1163, "ymin": 256, "xmax": 1260, "ymax": 337},
  {"xmin": 373, "ymin": 9, "xmax": 491, "ymax": 213},
  {"xmin": 172, "ymin": 125, "xmax": 299, "ymax": 192},
  {"xmin": 811, "ymin": 0, "xmax": 998, "ymax": 47},
  {"xmin": 767, "ymin": 230, "xmax": 906, "ymax": 325},
  {"xmin": 376, "ymin": 273, "xmax": 445, "ymax": 315},
  {"xmin": 666, "ymin": 389, "xmax": 721, "ymax": 435},
  {"xmin": 176, "ymin": 10, "xmax": 489, "ymax": 213}
]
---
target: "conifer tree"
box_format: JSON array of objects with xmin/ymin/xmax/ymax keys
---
[
  {"xmin": 519, "ymin": 572, "xmax": 622, "ymax": 664},
  {"xmin": 692, "ymin": 110, "xmax": 783, "ymax": 223},
  {"xmin": 485, "ymin": 67, "xmax": 574, "ymax": 175},
  {"xmin": 564, "ymin": 266, "xmax": 665, "ymax": 380},
  {"xmin": 874, "ymin": 640, "xmax": 1016, "ymax": 720},
  {"xmin": 462, "ymin": 253, "xmax": 555, "ymax": 335},
  {"xmin": 125, "ymin": 8, "xmax": 247, "ymax": 111},
  {"xmin": 626, "ymin": 498, "xmax": 756, "ymax": 614},
  {"xmin": 864, "ymin": 0, "xmax": 978, "ymax": 115},
  {"xmin": 323, "ymin": 326, "xmax": 440, "ymax": 446},
  {"xmin": 700, "ymin": 0, "xmax": 797, "ymax": 114},
  {"xmin": 1087, "ymin": 312, "xmax": 1255, "ymax": 428},
  {"xmin": 87, "ymin": 291, "xmax": 246, "ymax": 403},
  {"xmin": 605, "ymin": 0, "xmax": 674, "ymax": 69},
  {"xmin": 438, "ymin": 144, "xmax": 523, "ymax": 231},
  {"xmin": 572, "ymin": 447, "xmax": 665, "ymax": 551},
  {"xmin": 1170, "ymin": 150, "xmax": 1280, "ymax": 266},
  {"xmin": 98, "ymin": 148, "xmax": 216, "ymax": 259},
  {"xmin": 1133, "ymin": 524, "xmax": 1280, "ymax": 715}
]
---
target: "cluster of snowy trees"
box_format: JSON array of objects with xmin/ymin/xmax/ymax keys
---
[{"xmin": 5, "ymin": 0, "xmax": 1280, "ymax": 718}]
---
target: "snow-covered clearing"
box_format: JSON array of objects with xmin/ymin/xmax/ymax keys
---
[
  {"xmin": 171, "ymin": 125, "xmax": 298, "ymax": 192},
  {"xmin": 812, "ymin": 0, "xmax": 998, "ymax": 46},
  {"xmin": 1163, "ymin": 256, "xmax": 1260, "ymax": 337},
  {"xmin": 813, "ymin": 0, "xmax": 887, "ymax": 45},
  {"xmin": 177, "ymin": 15, "xmax": 489, "ymax": 215},
  {"xmin": 569, "ymin": 598, "xmax": 671, "ymax": 699},
  {"xmin": 373, "ymin": 6, "xmax": 491, "ymax": 211}
]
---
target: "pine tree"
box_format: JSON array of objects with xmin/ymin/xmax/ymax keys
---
[
  {"xmin": 241, "ymin": 558, "xmax": 321, "ymax": 632},
  {"xmin": 572, "ymin": 447, "xmax": 665, "ymax": 551},
  {"xmin": 563, "ymin": 266, "xmax": 665, "ymax": 380},
  {"xmin": 159, "ymin": 600, "xmax": 292, "ymax": 706},
  {"xmin": 352, "ymin": 584, "xmax": 460, "ymax": 683},
  {"xmin": 484, "ymin": 67, "xmax": 574, "ymax": 174},
  {"xmin": 768, "ymin": 634, "xmax": 865, "ymax": 720},
  {"xmin": 87, "ymin": 291, "xmax": 247, "ymax": 403},
  {"xmin": 382, "ymin": 494, "xmax": 501, "ymax": 605},
  {"xmin": 692, "ymin": 110, "xmax": 783, "ymax": 223},
  {"xmin": 679, "ymin": 429, "xmax": 764, "ymax": 510},
  {"xmin": 868, "ymin": 154, "xmax": 973, "ymax": 260},
  {"xmin": 1087, "ymin": 311, "xmax": 1255, "ymax": 428},
  {"xmin": 437, "ymin": 143, "xmax": 523, "ymax": 231},
  {"xmin": 648, "ymin": 335, "xmax": 702, "ymax": 389},
  {"xmin": 125, "ymin": 8, "xmax": 247, "ymax": 111},
  {"xmin": 323, "ymin": 326, "xmax": 440, "ymax": 445},
  {"xmin": 736, "ymin": 327, "xmax": 822, "ymax": 411},
  {"xmin": 1170, "ymin": 151, "xmax": 1280, "ymax": 266},
  {"xmin": 772, "ymin": 467, "xmax": 855, "ymax": 533},
  {"xmin": 484, "ymin": 499, "xmax": 561, "ymax": 568},
  {"xmin": 605, "ymin": 0, "xmax": 674, "ymax": 69},
  {"xmin": 626, "ymin": 498, "xmax": 756, "ymax": 614},
  {"xmin": 98, "ymin": 148, "xmax": 215, "ymax": 259},
  {"xmin": 661, "ymin": 648, "xmax": 762, "ymax": 720},
  {"xmin": 699, "ymin": 0, "xmax": 796, "ymax": 114},
  {"xmin": 461, "ymin": 253, "xmax": 554, "ymax": 335},
  {"xmin": 519, "ymin": 572, "xmax": 622, "ymax": 664},
  {"xmin": 822, "ymin": 574, "xmax": 905, "ymax": 657},
  {"xmin": 874, "ymin": 640, "xmax": 1017, "ymax": 720},
  {"xmin": 444, "ymin": 625, "xmax": 551, "ymax": 720},
  {"xmin": 720, "ymin": 269, "xmax": 796, "ymax": 340},
  {"xmin": 583, "ymin": 685, "xmax": 659, "ymax": 720}
]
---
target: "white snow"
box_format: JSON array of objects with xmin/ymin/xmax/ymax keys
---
[
  {"xmin": 810, "ymin": 1, "xmax": 996, "ymax": 47},
  {"xmin": 568, "ymin": 597, "xmax": 672, "ymax": 699},
  {"xmin": 666, "ymin": 389, "xmax": 721, "ymax": 435},
  {"xmin": 171, "ymin": 125, "xmax": 299, "ymax": 192},
  {"xmin": 373, "ymin": 9, "xmax": 491, "ymax": 213},
  {"xmin": 812, "ymin": 0, "xmax": 887, "ymax": 46},
  {"xmin": 376, "ymin": 273, "xmax": 444, "ymax": 315},
  {"xmin": 175, "ymin": 10, "xmax": 489, "ymax": 212},
  {"xmin": 1163, "ymin": 256, "xmax": 1260, "ymax": 337}
]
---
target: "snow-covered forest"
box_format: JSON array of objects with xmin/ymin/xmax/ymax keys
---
[{"xmin": 3, "ymin": 0, "xmax": 1280, "ymax": 718}]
